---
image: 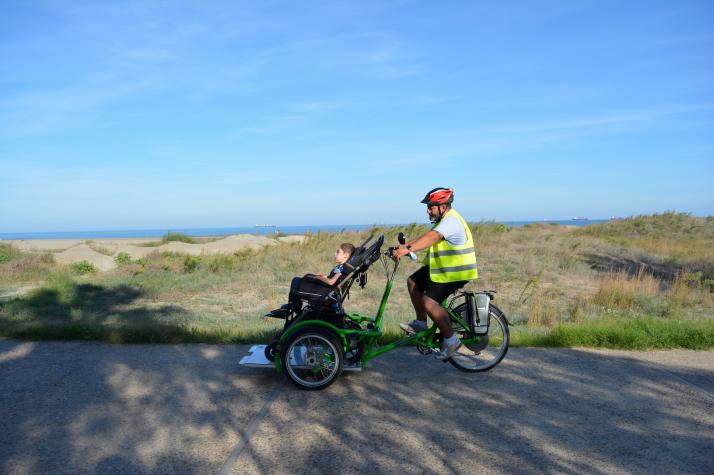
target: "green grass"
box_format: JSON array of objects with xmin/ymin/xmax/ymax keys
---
[
  {"xmin": 135, "ymin": 232, "xmax": 197, "ymax": 247},
  {"xmin": 0, "ymin": 243, "xmax": 56, "ymax": 283},
  {"xmin": 0, "ymin": 243, "xmax": 22, "ymax": 264},
  {"xmin": 0, "ymin": 322, "xmax": 280, "ymax": 344},
  {"xmin": 511, "ymin": 316, "xmax": 714, "ymax": 350},
  {"xmin": 162, "ymin": 232, "xmax": 196, "ymax": 244},
  {"xmin": 577, "ymin": 212, "xmax": 714, "ymax": 269}
]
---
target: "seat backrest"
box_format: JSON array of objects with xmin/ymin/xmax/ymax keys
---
[
  {"xmin": 335, "ymin": 235, "xmax": 382, "ymax": 281},
  {"xmin": 331, "ymin": 234, "xmax": 384, "ymax": 297}
]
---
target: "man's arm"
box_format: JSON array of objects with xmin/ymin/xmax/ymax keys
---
[{"xmin": 392, "ymin": 230, "xmax": 442, "ymax": 258}]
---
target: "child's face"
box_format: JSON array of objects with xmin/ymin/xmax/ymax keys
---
[{"xmin": 334, "ymin": 247, "xmax": 350, "ymax": 264}]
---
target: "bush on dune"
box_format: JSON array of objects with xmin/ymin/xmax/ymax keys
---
[
  {"xmin": 162, "ymin": 232, "xmax": 196, "ymax": 244},
  {"xmin": 0, "ymin": 244, "xmax": 56, "ymax": 283}
]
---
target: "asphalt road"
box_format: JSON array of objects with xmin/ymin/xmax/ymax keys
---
[{"xmin": 1, "ymin": 339, "xmax": 712, "ymax": 474}]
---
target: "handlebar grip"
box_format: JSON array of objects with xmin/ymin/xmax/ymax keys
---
[{"xmin": 408, "ymin": 252, "xmax": 417, "ymax": 261}]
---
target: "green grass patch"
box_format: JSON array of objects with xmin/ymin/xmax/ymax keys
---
[
  {"xmin": 0, "ymin": 245, "xmax": 56, "ymax": 283},
  {"xmin": 0, "ymin": 322, "xmax": 281, "ymax": 344},
  {"xmin": 70, "ymin": 260, "xmax": 96, "ymax": 275},
  {"xmin": 100, "ymin": 269, "xmax": 233, "ymax": 296},
  {"xmin": 511, "ymin": 316, "xmax": 714, "ymax": 350},
  {"xmin": 162, "ymin": 232, "xmax": 196, "ymax": 244},
  {"xmin": 0, "ymin": 243, "xmax": 22, "ymax": 264}
]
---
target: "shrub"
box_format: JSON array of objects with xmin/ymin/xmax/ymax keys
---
[
  {"xmin": 162, "ymin": 232, "xmax": 196, "ymax": 244},
  {"xmin": 114, "ymin": 252, "xmax": 132, "ymax": 266},
  {"xmin": 668, "ymin": 271, "xmax": 711, "ymax": 307},
  {"xmin": 234, "ymin": 249, "xmax": 253, "ymax": 260},
  {"xmin": 526, "ymin": 287, "xmax": 557, "ymax": 328},
  {"xmin": 207, "ymin": 254, "xmax": 237, "ymax": 273},
  {"xmin": 71, "ymin": 260, "xmax": 96, "ymax": 275},
  {"xmin": 158, "ymin": 251, "xmax": 185, "ymax": 272},
  {"xmin": 183, "ymin": 255, "xmax": 200, "ymax": 273},
  {"xmin": 0, "ymin": 243, "xmax": 22, "ymax": 264},
  {"xmin": 590, "ymin": 271, "xmax": 660, "ymax": 311},
  {"xmin": 0, "ymin": 248, "xmax": 56, "ymax": 282}
]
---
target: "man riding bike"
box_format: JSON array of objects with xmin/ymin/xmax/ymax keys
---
[{"xmin": 391, "ymin": 187, "xmax": 478, "ymax": 360}]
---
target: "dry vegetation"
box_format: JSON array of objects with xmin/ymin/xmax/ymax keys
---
[{"xmin": 1, "ymin": 213, "xmax": 713, "ymax": 347}]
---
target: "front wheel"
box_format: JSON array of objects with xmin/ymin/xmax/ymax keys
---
[
  {"xmin": 449, "ymin": 303, "xmax": 509, "ymax": 372},
  {"xmin": 281, "ymin": 327, "xmax": 343, "ymax": 390}
]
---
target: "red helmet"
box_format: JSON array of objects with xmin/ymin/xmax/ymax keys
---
[{"xmin": 421, "ymin": 187, "xmax": 454, "ymax": 206}]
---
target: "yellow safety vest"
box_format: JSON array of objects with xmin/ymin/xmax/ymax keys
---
[{"xmin": 425, "ymin": 209, "xmax": 478, "ymax": 283}]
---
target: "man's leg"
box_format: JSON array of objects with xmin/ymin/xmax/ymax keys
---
[
  {"xmin": 401, "ymin": 267, "xmax": 431, "ymax": 332},
  {"xmin": 407, "ymin": 277, "xmax": 428, "ymax": 322},
  {"xmin": 421, "ymin": 295, "xmax": 453, "ymax": 338}
]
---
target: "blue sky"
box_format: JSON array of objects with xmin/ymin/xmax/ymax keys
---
[{"xmin": 1, "ymin": 0, "xmax": 713, "ymax": 232}]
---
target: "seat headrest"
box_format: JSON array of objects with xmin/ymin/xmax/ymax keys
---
[{"xmin": 345, "ymin": 234, "xmax": 383, "ymax": 271}]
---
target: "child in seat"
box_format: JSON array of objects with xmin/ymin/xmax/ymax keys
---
[
  {"xmin": 304, "ymin": 242, "xmax": 356, "ymax": 285},
  {"xmin": 266, "ymin": 242, "xmax": 355, "ymax": 318},
  {"xmin": 288, "ymin": 242, "xmax": 355, "ymax": 312}
]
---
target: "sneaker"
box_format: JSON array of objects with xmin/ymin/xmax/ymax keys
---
[
  {"xmin": 434, "ymin": 339, "xmax": 462, "ymax": 361},
  {"xmin": 399, "ymin": 320, "xmax": 429, "ymax": 334}
]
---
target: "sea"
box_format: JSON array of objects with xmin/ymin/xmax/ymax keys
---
[{"xmin": 0, "ymin": 219, "xmax": 612, "ymax": 240}]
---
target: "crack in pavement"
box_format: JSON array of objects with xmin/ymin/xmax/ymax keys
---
[{"xmin": 218, "ymin": 383, "xmax": 282, "ymax": 475}]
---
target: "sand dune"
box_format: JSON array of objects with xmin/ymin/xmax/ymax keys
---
[
  {"xmin": 53, "ymin": 244, "xmax": 116, "ymax": 271},
  {"xmin": 6, "ymin": 234, "xmax": 306, "ymax": 271}
]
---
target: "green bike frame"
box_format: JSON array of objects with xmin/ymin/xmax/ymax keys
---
[{"xmin": 275, "ymin": 257, "xmax": 486, "ymax": 372}]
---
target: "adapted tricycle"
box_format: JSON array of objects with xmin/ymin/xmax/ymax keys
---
[{"xmin": 239, "ymin": 233, "xmax": 510, "ymax": 389}]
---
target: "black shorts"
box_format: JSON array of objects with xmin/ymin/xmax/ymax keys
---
[{"xmin": 409, "ymin": 266, "xmax": 468, "ymax": 304}]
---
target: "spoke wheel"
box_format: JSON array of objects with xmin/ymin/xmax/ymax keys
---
[
  {"xmin": 282, "ymin": 328, "xmax": 343, "ymax": 390},
  {"xmin": 449, "ymin": 303, "xmax": 509, "ymax": 372}
]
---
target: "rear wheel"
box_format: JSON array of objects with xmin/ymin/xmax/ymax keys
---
[
  {"xmin": 282, "ymin": 327, "xmax": 343, "ymax": 390},
  {"xmin": 449, "ymin": 303, "xmax": 509, "ymax": 372}
]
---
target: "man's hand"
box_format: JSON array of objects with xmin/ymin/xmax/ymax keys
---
[
  {"xmin": 392, "ymin": 230, "xmax": 442, "ymax": 259},
  {"xmin": 391, "ymin": 245, "xmax": 409, "ymax": 259}
]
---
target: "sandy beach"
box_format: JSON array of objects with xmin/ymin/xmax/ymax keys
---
[{"xmin": 5, "ymin": 235, "xmax": 305, "ymax": 271}]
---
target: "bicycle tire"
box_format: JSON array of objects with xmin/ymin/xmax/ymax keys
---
[
  {"xmin": 282, "ymin": 327, "xmax": 343, "ymax": 390},
  {"xmin": 449, "ymin": 303, "xmax": 509, "ymax": 372}
]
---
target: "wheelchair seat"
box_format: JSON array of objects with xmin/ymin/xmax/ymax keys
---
[{"xmin": 266, "ymin": 235, "xmax": 385, "ymax": 325}]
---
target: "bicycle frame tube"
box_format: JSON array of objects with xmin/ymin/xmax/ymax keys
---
[
  {"xmin": 361, "ymin": 297, "xmax": 482, "ymax": 365},
  {"xmin": 361, "ymin": 326, "xmax": 438, "ymax": 363},
  {"xmin": 374, "ymin": 279, "xmax": 393, "ymax": 329}
]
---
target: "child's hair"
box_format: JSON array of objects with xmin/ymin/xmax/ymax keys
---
[{"xmin": 340, "ymin": 243, "xmax": 355, "ymax": 257}]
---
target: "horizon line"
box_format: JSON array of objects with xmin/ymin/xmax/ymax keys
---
[{"xmin": 0, "ymin": 217, "xmax": 629, "ymax": 238}]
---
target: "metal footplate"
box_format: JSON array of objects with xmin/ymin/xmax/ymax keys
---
[
  {"xmin": 239, "ymin": 345, "xmax": 274, "ymax": 368},
  {"xmin": 239, "ymin": 345, "xmax": 362, "ymax": 371}
]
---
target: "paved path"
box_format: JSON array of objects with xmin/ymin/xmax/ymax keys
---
[{"xmin": 1, "ymin": 339, "xmax": 712, "ymax": 474}]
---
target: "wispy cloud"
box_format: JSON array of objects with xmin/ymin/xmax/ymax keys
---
[
  {"xmin": 227, "ymin": 100, "xmax": 349, "ymax": 138},
  {"xmin": 485, "ymin": 103, "xmax": 714, "ymax": 135},
  {"xmin": 351, "ymin": 102, "xmax": 714, "ymax": 168},
  {"xmin": 0, "ymin": 76, "xmax": 158, "ymax": 137}
]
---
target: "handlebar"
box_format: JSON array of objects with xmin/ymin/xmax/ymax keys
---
[{"xmin": 386, "ymin": 232, "xmax": 418, "ymax": 261}]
